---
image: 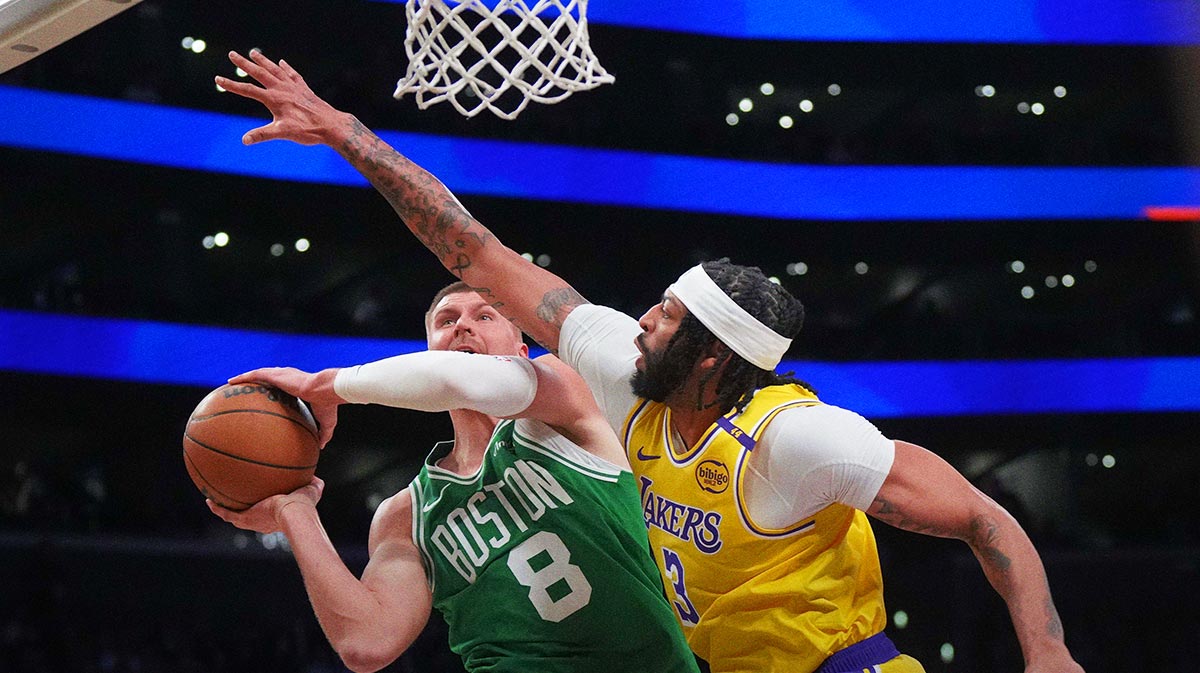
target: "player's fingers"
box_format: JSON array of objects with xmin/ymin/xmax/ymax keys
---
[
  {"xmin": 278, "ymin": 59, "xmax": 304, "ymax": 84},
  {"xmin": 228, "ymin": 50, "xmax": 271, "ymax": 81},
  {"xmin": 215, "ymin": 76, "xmax": 267, "ymax": 102},
  {"xmin": 228, "ymin": 368, "xmax": 276, "ymax": 385},
  {"xmin": 316, "ymin": 416, "xmax": 337, "ymax": 450},
  {"xmin": 226, "ymin": 370, "xmax": 259, "ymax": 384},
  {"xmin": 246, "ymin": 48, "xmax": 288, "ymax": 82},
  {"xmin": 242, "ymin": 121, "xmax": 285, "ymax": 145},
  {"xmin": 286, "ymin": 479, "xmax": 322, "ymax": 506},
  {"xmin": 206, "ymin": 499, "xmax": 234, "ymax": 521},
  {"xmin": 228, "ymin": 50, "xmax": 281, "ymax": 89}
]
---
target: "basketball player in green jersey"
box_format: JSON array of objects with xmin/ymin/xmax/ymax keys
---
[
  {"xmin": 217, "ymin": 50, "xmax": 1083, "ymax": 673},
  {"xmin": 208, "ymin": 282, "xmax": 699, "ymax": 673}
]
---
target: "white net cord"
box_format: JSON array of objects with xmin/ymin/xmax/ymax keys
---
[{"xmin": 394, "ymin": 0, "xmax": 614, "ymax": 119}]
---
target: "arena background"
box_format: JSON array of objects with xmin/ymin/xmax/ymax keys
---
[{"xmin": 2, "ymin": 2, "xmax": 1199, "ymax": 671}]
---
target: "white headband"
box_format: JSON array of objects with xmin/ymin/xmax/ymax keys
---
[{"xmin": 668, "ymin": 264, "xmax": 792, "ymax": 371}]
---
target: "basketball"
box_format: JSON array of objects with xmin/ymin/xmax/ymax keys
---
[{"xmin": 183, "ymin": 382, "xmax": 320, "ymax": 511}]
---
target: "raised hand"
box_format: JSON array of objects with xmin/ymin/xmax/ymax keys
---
[
  {"xmin": 229, "ymin": 366, "xmax": 343, "ymax": 449},
  {"xmin": 215, "ymin": 50, "xmax": 348, "ymax": 146}
]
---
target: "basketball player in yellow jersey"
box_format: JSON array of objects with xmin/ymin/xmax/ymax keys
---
[
  {"xmin": 218, "ymin": 49, "xmax": 1085, "ymax": 673},
  {"xmin": 622, "ymin": 376, "xmax": 889, "ymax": 672}
]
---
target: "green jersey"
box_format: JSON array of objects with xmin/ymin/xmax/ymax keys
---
[{"xmin": 410, "ymin": 418, "xmax": 699, "ymax": 673}]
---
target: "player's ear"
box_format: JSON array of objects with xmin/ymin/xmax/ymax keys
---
[{"xmin": 697, "ymin": 342, "xmax": 731, "ymax": 372}]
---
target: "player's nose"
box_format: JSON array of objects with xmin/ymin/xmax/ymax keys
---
[{"xmin": 636, "ymin": 306, "xmax": 655, "ymax": 332}]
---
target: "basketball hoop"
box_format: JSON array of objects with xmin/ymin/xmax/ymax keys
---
[{"xmin": 394, "ymin": 0, "xmax": 614, "ymax": 120}]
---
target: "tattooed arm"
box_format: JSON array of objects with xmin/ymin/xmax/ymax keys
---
[
  {"xmin": 215, "ymin": 50, "xmax": 586, "ymax": 353},
  {"xmin": 868, "ymin": 441, "xmax": 1084, "ymax": 673}
]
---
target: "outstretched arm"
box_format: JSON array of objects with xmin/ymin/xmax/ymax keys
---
[
  {"xmin": 230, "ymin": 350, "xmax": 627, "ymax": 466},
  {"xmin": 216, "ymin": 50, "xmax": 585, "ymax": 353},
  {"xmin": 208, "ymin": 482, "xmax": 432, "ymax": 672},
  {"xmin": 867, "ymin": 441, "xmax": 1084, "ymax": 673}
]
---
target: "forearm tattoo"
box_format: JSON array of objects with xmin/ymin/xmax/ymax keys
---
[
  {"xmin": 534, "ymin": 287, "xmax": 586, "ymax": 329},
  {"xmin": 1044, "ymin": 593, "xmax": 1065, "ymax": 638},
  {"xmin": 466, "ymin": 285, "xmax": 527, "ymax": 334},
  {"xmin": 969, "ymin": 514, "xmax": 1012, "ymax": 570},
  {"xmin": 875, "ymin": 494, "xmax": 1068, "ymax": 643},
  {"xmin": 871, "ymin": 498, "xmax": 1013, "ymax": 571},
  {"xmin": 338, "ymin": 118, "xmax": 493, "ymax": 274},
  {"xmin": 337, "ymin": 118, "xmax": 586, "ymax": 353},
  {"xmin": 870, "ymin": 495, "xmax": 948, "ymax": 536}
]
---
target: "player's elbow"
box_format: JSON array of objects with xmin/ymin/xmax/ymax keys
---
[
  {"xmin": 334, "ymin": 635, "xmax": 411, "ymax": 673},
  {"xmin": 336, "ymin": 645, "xmax": 397, "ymax": 673},
  {"xmin": 961, "ymin": 488, "xmax": 1025, "ymax": 547}
]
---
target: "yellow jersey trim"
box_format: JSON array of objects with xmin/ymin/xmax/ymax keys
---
[{"xmin": 733, "ymin": 398, "xmax": 825, "ymax": 537}]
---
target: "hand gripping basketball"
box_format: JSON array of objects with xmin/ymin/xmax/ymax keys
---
[
  {"xmin": 206, "ymin": 476, "xmax": 325, "ymax": 535},
  {"xmin": 183, "ymin": 382, "xmax": 321, "ymax": 511},
  {"xmin": 227, "ymin": 367, "xmax": 342, "ymax": 449}
]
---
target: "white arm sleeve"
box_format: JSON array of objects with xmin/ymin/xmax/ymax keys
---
[
  {"xmin": 744, "ymin": 404, "xmax": 895, "ymax": 528},
  {"xmin": 333, "ymin": 351, "xmax": 537, "ymax": 417},
  {"xmin": 559, "ymin": 304, "xmax": 642, "ymax": 435}
]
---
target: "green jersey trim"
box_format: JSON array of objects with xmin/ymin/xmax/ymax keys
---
[
  {"xmin": 408, "ymin": 478, "xmax": 438, "ymax": 593},
  {"xmin": 422, "ymin": 438, "xmax": 488, "ymax": 484}
]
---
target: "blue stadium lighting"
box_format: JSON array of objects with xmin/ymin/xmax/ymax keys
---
[
  {"xmin": 2, "ymin": 86, "xmax": 1199, "ymax": 221},
  {"xmin": 0, "ymin": 310, "xmax": 412, "ymax": 389},
  {"xmin": 372, "ymin": 0, "xmax": 1200, "ymax": 45},
  {"xmin": 3, "ymin": 309, "xmax": 1198, "ymax": 418}
]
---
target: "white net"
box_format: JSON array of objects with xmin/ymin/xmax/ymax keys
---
[{"xmin": 394, "ymin": 0, "xmax": 614, "ymax": 120}]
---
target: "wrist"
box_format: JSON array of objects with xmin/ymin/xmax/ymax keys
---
[
  {"xmin": 325, "ymin": 111, "xmax": 362, "ymax": 147},
  {"xmin": 274, "ymin": 495, "xmax": 315, "ymax": 529},
  {"xmin": 306, "ymin": 368, "xmax": 347, "ymax": 406},
  {"xmin": 1020, "ymin": 632, "xmax": 1075, "ymax": 669}
]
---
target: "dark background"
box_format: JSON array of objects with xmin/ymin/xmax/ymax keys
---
[{"xmin": 2, "ymin": 1, "xmax": 1198, "ymax": 671}]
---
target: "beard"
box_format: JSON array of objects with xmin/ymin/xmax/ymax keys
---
[{"xmin": 630, "ymin": 333, "xmax": 700, "ymax": 402}]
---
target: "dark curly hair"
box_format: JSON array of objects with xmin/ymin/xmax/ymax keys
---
[{"xmin": 668, "ymin": 259, "xmax": 812, "ymax": 412}]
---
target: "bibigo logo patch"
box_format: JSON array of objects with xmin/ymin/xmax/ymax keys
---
[{"xmin": 695, "ymin": 459, "xmax": 730, "ymax": 494}]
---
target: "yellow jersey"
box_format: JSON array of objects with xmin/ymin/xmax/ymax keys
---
[{"xmin": 623, "ymin": 384, "xmax": 887, "ymax": 673}]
